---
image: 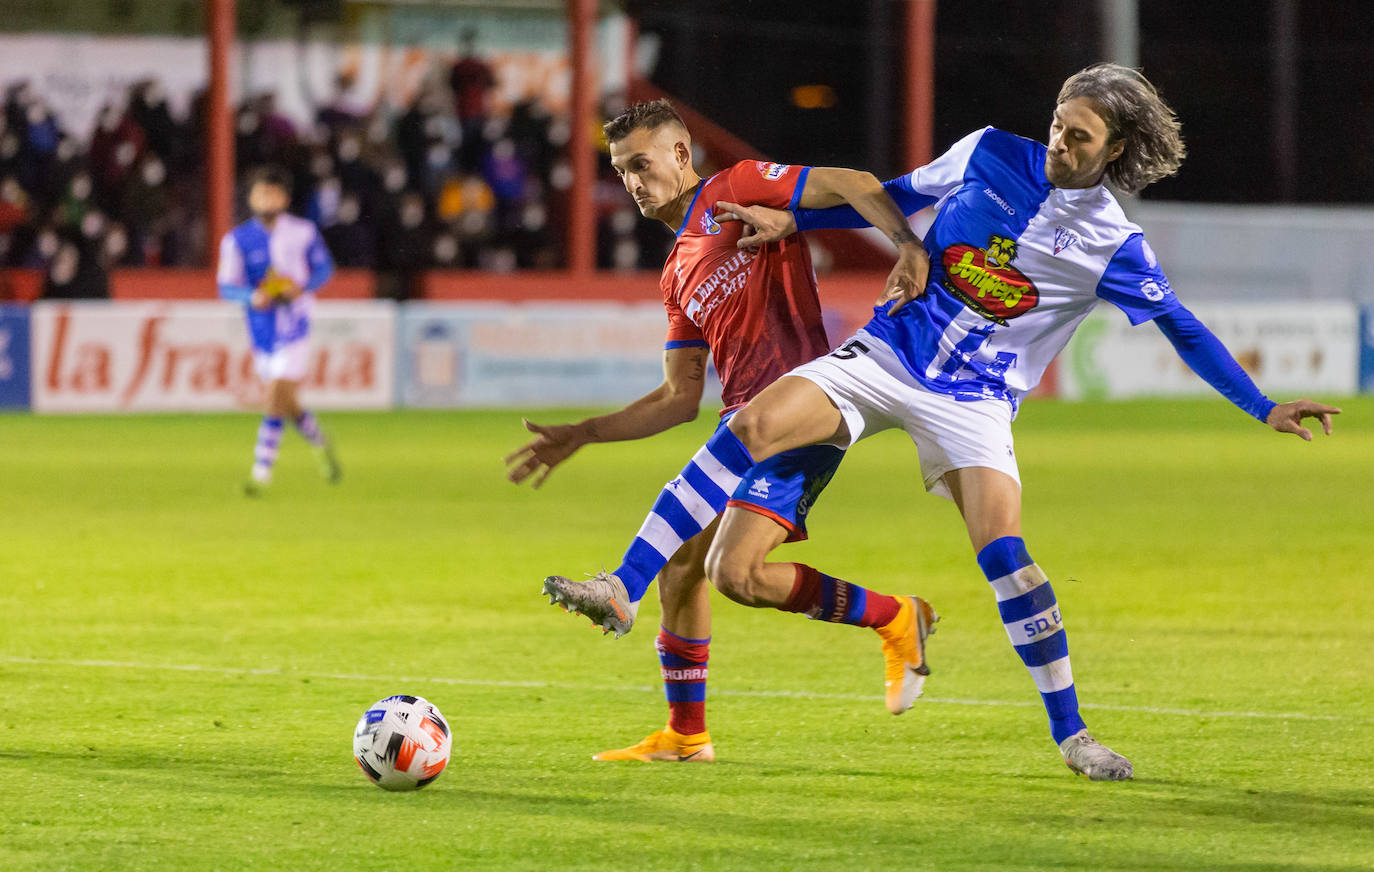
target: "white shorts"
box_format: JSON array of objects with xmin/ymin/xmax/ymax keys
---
[
  {"xmin": 253, "ymin": 339, "xmax": 311, "ymax": 383},
  {"xmin": 788, "ymin": 329, "xmax": 1019, "ymax": 501}
]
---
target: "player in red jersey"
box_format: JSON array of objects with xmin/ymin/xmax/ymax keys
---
[{"xmin": 505, "ymin": 100, "xmax": 935, "ymax": 761}]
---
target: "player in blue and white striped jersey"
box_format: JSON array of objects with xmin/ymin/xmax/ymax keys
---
[
  {"xmin": 217, "ymin": 166, "xmax": 340, "ymax": 495},
  {"xmin": 679, "ymin": 64, "xmax": 1338, "ymax": 780}
]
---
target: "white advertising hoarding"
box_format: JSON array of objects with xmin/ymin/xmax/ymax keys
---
[
  {"xmin": 1058, "ymin": 301, "xmax": 1358, "ymax": 401},
  {"xmin": 31, "ymin": 301, "xmax": 395, "ymax": 413},
  {"xmin": 397, "ymin": 302, "xmax": 720, "ymax": 408}
]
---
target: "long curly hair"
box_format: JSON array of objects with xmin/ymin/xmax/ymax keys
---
[{"xmin": 1058, "ymin": 63, "xmax": 1186, "ymax": 194}]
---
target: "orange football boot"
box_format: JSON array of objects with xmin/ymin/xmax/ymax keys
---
[
  {"xmin": 592, "ymin": 727, "xmax": 715, "ymax": 762},
  {"xmin": 876, "ymin": 595, "xmax": 939, "ymax": 714}
]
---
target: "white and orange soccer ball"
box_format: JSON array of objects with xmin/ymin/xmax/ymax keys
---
[{"xmin": 353, "ymin": 695, "xmax": 452, "ymax": 791}]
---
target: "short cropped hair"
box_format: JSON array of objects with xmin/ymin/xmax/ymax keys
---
[
  {"xmin": 246, "ymin": 165, "xmax": 292, "ymax": 192},
  {"xmin": 1057, "ymin": 63, "xmax": 1186, "ymax": 194},
  {"xmin": 603, "ymin": 99, "xmax": 687, "ymax": 144}
]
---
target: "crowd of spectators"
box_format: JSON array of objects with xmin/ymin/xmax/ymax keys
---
[{"xmin": 0, "ymin": 40, "xmax": 676, "ymax": 299}]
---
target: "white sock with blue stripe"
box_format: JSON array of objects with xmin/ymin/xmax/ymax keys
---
[
  {"xmin": 613, "ymin": 425, "xmax": 754, "ymax": 602},
  {"xmin": 977, "ymin": 536, "xmax": 1087, "ymax": 744}
]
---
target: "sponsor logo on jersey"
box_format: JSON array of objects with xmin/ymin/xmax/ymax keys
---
[
  {"xmin": 941, "ymin": 234, "xmax": 1039, "ymax": 324},
  {"xmin": 1053, "ymin": 226, "xmax": 1080, "ymax": 255},
  {"xmin": 700, "ymin": 209, "xmax": 722, "ymax": 235},
  {"xmin": 982, "ymin": 187, "xmax": 1015, "ymax": 215},
  {"xmin": 683, "ymin": 249, "xmax": 754, "ymax": 325},
  {"xmin": 757, "ymin": 161, "xmax": 789, "ymax": 180},
  {"xmin": 747, "ymin": 476, "xmax": 771, "ymax": 499}
]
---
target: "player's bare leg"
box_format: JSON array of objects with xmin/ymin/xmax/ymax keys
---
[
  {"xmin": 594, "ymin": 523, "xmax": 717, "ymax": 763},
  {"xmin": 706, "ymin": 507, "xmax": 937, "ymax": 714},
  {"xmin": 544, "ymin": 375, "xmax": 846, "ymax": 634},
  {"xmin": 725, "ymin": 375, "xmax": 849, "ymax": 463},
  {"xmin": 946, "ymin": 466, "xmax": 1131, "ymax": 780}
]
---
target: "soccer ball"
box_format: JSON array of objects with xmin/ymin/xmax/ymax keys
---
[{"xmin": 353, "ymin": 695, "xmax": 452, "ymax": 791}]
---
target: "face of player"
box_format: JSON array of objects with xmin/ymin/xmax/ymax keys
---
[
  {"xmin": 1045, "ymin": 96, "xmax": 1125, "ymax": 189},
  {"xmin": 608, "ymin": 124, "xmax": 693, "ymax": 226},
  {"xmin": 248, "ymin": 181, "xmax": 290, "ymax": 223}
]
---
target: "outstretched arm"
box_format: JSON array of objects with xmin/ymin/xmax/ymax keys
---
[
  {"xmin": 1155, "ymin": 307, "xmax": 1340, "ymax": 440},
  {"xmin": 720, "ymin": 168, "xmax": 929, "ymax": 313},
  {"xmin": 504, "ymin": 345, "xmax": 710, "ymax": 488},
  {"xmin": 717, "ymin": 173, "xmax": 927, "ymax": 247}
]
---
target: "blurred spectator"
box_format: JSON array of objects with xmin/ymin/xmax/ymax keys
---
[
  {"xmin": 323, "ymin": 191, "xmax": 377, "ymax": 269},
  {"xmin": 449, "ymin": 29, "xmax": 496, "ymax": 173},
  {"xmin": 89, "ymin": 102, "xmax": 146, "ymax": 212},
  {"xmin": 0, "ymin": 72, "xmax": 673, "ymax": 276},
  {"xmin": 377, "ymin": 190, "xmax": 435, "ymax": 298},
  {"xmin": 119, "ymin": 155, "xmax": 172, "ymax": 264},
  {"xmin": 127, "ymin": 80, "xmax": 186, "ymax": 172},
  {"xmin": 42, "ymin": 215, "xmax": 109, "ymax": 299},
  {"xmin": 317, "ymin": 72, "xmax": 369, "ymax": 135}
]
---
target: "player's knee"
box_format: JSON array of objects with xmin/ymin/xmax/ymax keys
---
[
  {"xmin": 725, "ymin": 405, "xmax": 773, "ymax": 458},
  {"xmin": 704, "ymin": 545, "xmax": 765, "ymax": 605}
]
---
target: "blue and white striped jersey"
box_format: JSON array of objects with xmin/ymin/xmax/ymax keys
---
[
  {"xmin": 800, "ymin": 127, "xmax": 1180, "ymax": 413},
  {"xmin": 216, "ymin": 213, "xmax": 334, "ymax": 353}
]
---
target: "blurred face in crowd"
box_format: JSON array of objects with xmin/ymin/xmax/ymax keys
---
[
  {"xmin": 249, "ymin": 180, "xmax": 290, "ymax": 223},
  {"xmin": 608, "ymin": 122, "xmax": 694, "ymax": 226},
  {"xmin": 1045, "ymin": 96, "xmax": 1124, "ymax": 189}
]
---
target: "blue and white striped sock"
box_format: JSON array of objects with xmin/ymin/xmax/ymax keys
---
[
  {"xmin": 293, "ymin": 410, "xmax": 326, "ymax": 447},
  {"xmin": 977, "ymin": 536, "xmax": 1087, "ymax": 745},
  {"xmin": 252, "ymin": 416, "xmax": 284, "ymax": 480},
  {"xmin": 613, "ymin": 425, "xmax": 754, "ymax": 602}
]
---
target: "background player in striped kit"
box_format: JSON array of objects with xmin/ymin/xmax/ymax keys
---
[
  {"xmin": 694, "ymin": 63, "xmax": 1338, "ymax": 780},
  {"xmin": 217, "ymin": 166, "xmax": 341, "ymax": 495},
  {"xmin": 505, "ymin": 100, "xmax": 934, "ymax": 762}
]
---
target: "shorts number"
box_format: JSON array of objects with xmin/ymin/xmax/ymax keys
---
[{"xmin": 830, "ymin": 339, "xmax": 870, "ymax": 360}]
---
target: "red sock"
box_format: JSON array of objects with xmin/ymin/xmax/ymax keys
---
[
  {"xmin": 781, "ymin": 563, "xmax": 902, "ymax": 627},
  {"xmin": 657, "ymin": 628, "xmax": 708, "ymax": 735}
]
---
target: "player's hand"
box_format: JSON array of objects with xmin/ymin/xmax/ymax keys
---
[
  {"xmin": 877, "ymin": 243, "xmax": 931, "ymax": 315},
  {"xmin": 504, "ymin": 418, "xmax": 587, "ymax": 488},
  {"xmin": 1265, "ymin": 399, "xmax": 1341, "ymax": 441},
  {"xmin": 277, "ymin": 278, "xmax": 303, "ymax": 301},
  {"xmin": 249, "ymin": 289, "xmax": 273, "ymax": 310},
  {"xmin": 715, "ymin": 201, "xmax": 796, "ymax": 248}
]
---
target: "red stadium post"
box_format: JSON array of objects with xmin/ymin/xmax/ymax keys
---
[
  {"xmin": 567, "ymin": 0, "xmax": 597, "ymax": 275},
  {"xmin": 624, "ymin": 16, "xmax": 639, "ymax": 88},
  {"xmin": 207, "ymin": 0, "xmax": 236, "ymax": 263},
  {"xmin": 904, "ymin": 0, "xmax": 936, "ymax": 170}
]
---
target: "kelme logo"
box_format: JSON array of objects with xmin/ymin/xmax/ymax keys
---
[{"xmin": 941, "ymin": 234, "xmax": 1038, "ymax": 323}]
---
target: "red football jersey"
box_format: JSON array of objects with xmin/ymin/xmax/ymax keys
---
[{"xmin": 661, "ymin": 160, "xmax": 830, "ymax": 414}]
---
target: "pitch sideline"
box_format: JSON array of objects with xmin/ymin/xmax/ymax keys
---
[{"xmin": 1, "ymin": 655, "xmax": 1354, "ymax": 723}]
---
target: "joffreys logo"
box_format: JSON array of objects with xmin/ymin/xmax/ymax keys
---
[{"xmin": 941, "ymin": 233, "xmax": 1038, "ymax": 324}]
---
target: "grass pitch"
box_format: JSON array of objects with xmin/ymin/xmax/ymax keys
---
[{"xmin": 2, "ymin": 399, "xmax": 1372, "ymax": 871}]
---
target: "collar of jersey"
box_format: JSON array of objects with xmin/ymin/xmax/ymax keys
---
[
  {"xmin": 1052, "ymin": 182, "xmax": 1108, "ymax": 206},
  {"xmin": 674, "ymin": 173, "xmax": 721, "ymax": 238}
]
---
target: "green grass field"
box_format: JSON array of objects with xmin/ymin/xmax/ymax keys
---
[{"xmin": 2, "ymin": 399, "xmax": 1372, "ymax": 871}]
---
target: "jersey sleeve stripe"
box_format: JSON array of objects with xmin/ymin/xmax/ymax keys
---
[{"xmin": 787, "ymin": 166, "xmax": 812, "ymax": 211}]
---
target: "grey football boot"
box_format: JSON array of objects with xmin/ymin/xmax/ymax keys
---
[
  {"xmin": 1059, "ymin": 730, "xmax": 1134, "ymax": 781},
  {"xmin": 542, "ymin": 571, "xmax": 638, "ymax": 638}
]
